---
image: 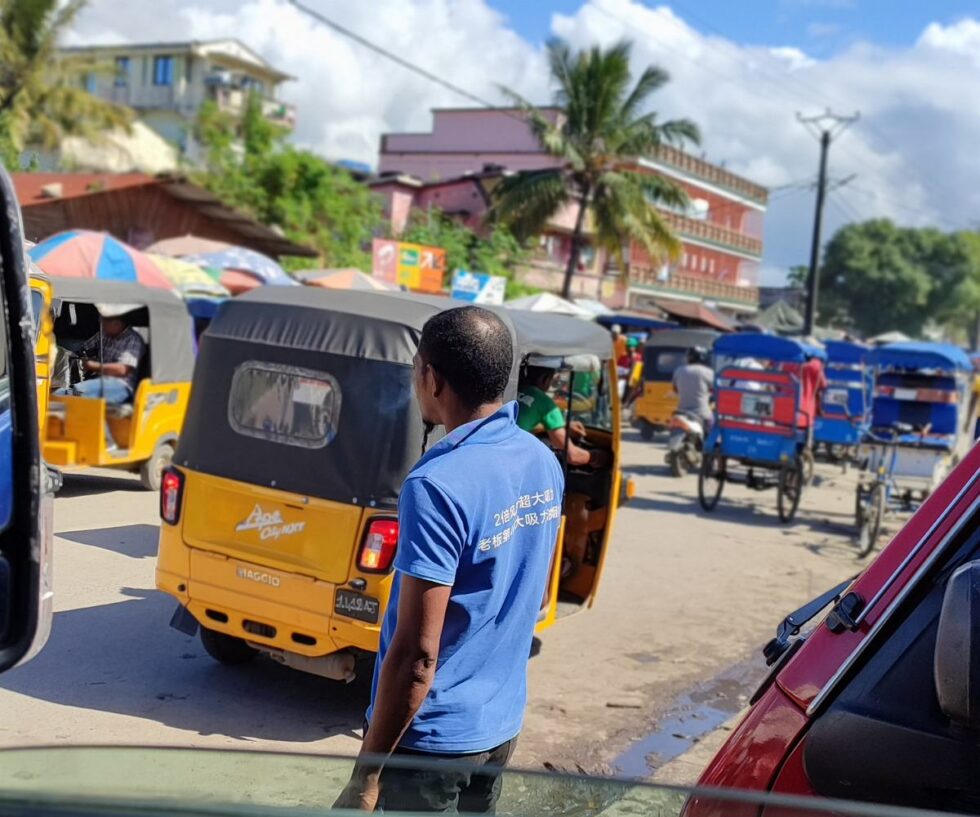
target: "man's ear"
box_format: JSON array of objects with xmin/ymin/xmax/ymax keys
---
[{"xmin": 430, "ymin": 368, "xmax": 446, "ymax": 399}]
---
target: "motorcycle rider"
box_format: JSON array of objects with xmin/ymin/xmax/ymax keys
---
[{"xmin": 672, "ymin": 346, "xmax": 714, "ymax": 433}]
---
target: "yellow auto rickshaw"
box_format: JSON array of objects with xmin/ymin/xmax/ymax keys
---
[
  {"xmin": 28, "ymin": 270, "xmax": 53, "ymax": 430},
  {"xmin": 43, "ymin": 278, "xmax": 195, "ymax": 490},
  {"xmin": 156, "ymin": 288, "xmax": 627, "ymax": 679},
  {"xmin": 632, "ymin": 328, "xmax": 719, "ymax": 439}
]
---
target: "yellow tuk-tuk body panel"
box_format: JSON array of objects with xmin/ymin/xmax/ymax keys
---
[
  {"xmin": 30, "ymin": 276, "xmax": 53, "ymax": 432},
  {"xmin": 43, "ymin": 381, "xmax": 189, "ymax": 468},
  {"xmin": 633, "ymin": 382, "xmax": 678, "ymax": 430},
  {"xmin": 179, "ymin": 469, "xmax": 363, "ymax": 585},
  {"xmin": 157, "ymin": 468, "xmax": 397, "ymax": 656}
]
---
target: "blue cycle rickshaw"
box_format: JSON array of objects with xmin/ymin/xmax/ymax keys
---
[
  {"xmin": 813, "ymin": 339, "xmax": 871, "ymax": 464},
  {"xmin": 698, "ymin": 334, "xmax": 822, "ymax": 523},
  {"xmin": 854, "ymin": 341, "xmax": 973, "ymax": 556}
]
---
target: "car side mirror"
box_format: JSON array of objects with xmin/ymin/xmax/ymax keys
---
[{"xmin": 935, "ymin": 561, "xmax": 980, "ymax": 727}]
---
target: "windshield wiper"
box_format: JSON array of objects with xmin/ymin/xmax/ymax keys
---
[{"xmin": 763, "ymin": 577, "xmax": 856, "ymax": 666}]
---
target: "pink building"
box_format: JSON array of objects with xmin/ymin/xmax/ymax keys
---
[{"xmin": 376, "ymin": 108, "xmax": 768, "ymax": 316}]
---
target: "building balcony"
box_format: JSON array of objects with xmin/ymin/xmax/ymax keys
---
[
  {"xmin": 630, "ymin": 267, "xmax": 759, "ymax": 308},
  {"xmin": 660, "ymin": 210, "xmax": 763, "ymax": 258},
  {"xmin": 650, "ymin": 144, "xmax": 769, "ymax": 206},
  {"xmin": 210, "ymin": 87, "xmax": 296, "ymax": 130}
]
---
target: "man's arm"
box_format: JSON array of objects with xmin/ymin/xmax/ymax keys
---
[
  {"xmin": 84, "ymin": 360, "xmax": 132, "ymax": 379},
  {"xmin": 546, "ymin": 427, "xmax": 594, "ymax": 467},
  {"xmin": 336, "ymin": 577, "xmax": 451, "ymax": 810}
]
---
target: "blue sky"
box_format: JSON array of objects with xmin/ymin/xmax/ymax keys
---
[{"xmin": 490, "ymin": 0, "xmax": 977, "ymax": 55}]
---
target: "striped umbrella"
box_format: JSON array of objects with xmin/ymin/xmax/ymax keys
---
[{"xmin": 28, "ymin": 230, "xmax": 174, "ymax": 289}]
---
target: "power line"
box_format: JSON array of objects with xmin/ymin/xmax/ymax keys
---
[{"xmin": 286, "ymin": 0, "xmax": 520, "ymax": 118}]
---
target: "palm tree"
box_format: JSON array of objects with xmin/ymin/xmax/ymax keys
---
[
  {"xmin": 493, "ymin": 39, "xmax": 700, "ymax": 299},
  {"xmin": 0, "ymin": 0, "xmax": 131, "ymax": 163}
]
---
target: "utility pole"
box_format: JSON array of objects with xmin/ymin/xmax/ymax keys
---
[{"xmin": 797, "ymin": 110, "xmax": 859, "ymax": 336}]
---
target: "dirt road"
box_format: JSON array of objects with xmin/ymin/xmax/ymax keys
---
[{"xmin": 0, "ymin": 431, "xmax": 869, "ymax": 777}]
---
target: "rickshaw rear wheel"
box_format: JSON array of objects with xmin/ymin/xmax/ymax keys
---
[
  {"xmin": 856, "ymin": 483, "xmax": 886, "ymax": 558},
  {"xmin": 200, "ymin": 626, "xmax": 258, "ymax": 666},
  {"xmin": 698, "ymin": 452, "xmax": 725, "ymax": 511},
  {"xmin": 140, "ymin": 441, "xmax": 174, "ymax": 492},
  {"xmin": 777, "ymin": 461, "xmax": 803, "ymax": 523},
  {"xmin": 800, "ymin": 448, "xmax": 815, "ymax": 486}
]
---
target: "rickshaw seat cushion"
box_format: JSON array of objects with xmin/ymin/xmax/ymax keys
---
[{"xmin": 106, "ymin": 403, "xmax": 134, "ymax": 419}]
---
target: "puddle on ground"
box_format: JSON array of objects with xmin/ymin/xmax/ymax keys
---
[{"xmin": 612, "ymin": 658, "xmax": 766, "ymax": 779}]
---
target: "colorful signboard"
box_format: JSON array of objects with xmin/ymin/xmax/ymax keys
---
[
  {"xmin": 450, "ymin": 270, "xmax": 507, "ymax": 305},
  {"xmin": 372, "ymin": 239, "xmax": 446, "ymax": 293}
]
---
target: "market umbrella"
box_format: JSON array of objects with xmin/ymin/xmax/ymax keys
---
[
  {"xmin": 146, "ymin": 235, "xmax": 234, "ymax": 257},
  {"xmin": 181, "ymin": 247, "xmax": 297, "ymax": 295},
  {"xmin": 28, "ymin": 230, "xmax": 174, "ymax": 289},
  {"xmin": 294, "ymin": 268, "xmax": 397, "ymax": 291},
  {"xmin": 504, "ymin": 292, "xmax": 594, "ymax": 318},
  {"xmin": 148, "ymin": 254, "xmax": 230, "ymax": 298}
]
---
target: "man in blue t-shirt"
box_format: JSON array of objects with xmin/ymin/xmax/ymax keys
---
[{"xmin": 335, "ymin": 306, "xmax": 564, "ymax": 813}]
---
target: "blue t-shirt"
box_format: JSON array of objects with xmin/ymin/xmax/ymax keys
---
[{"xmin": 367, "ymin": 401, "xmax": 564, "ymax": 753}]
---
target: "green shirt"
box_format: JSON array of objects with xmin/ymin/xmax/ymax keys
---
[{"xmin": 517, "ymin": 385, "xmax": 565, "ymax": 432}]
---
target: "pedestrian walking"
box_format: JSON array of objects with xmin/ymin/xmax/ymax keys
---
[{"xmin": 335, "ymin": 306, "xmax": 564, "ymax": 813}]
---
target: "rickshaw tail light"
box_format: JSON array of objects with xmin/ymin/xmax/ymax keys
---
[
  {"xmin": 358, "ymin": 519, "xmax": 399, "ymax": 572},
  {"xmin": 160, "ymin": 467, "xmax": 184, "ymax": 525}
]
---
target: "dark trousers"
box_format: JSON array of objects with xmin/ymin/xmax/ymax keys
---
[{"xmin": 378, "ymin": 738, "xmax": 517, "ymax": 814}]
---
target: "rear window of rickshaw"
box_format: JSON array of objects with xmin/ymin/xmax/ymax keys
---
[
  {"xmin": 548, "ymin": 368, "xmax": 613, "ymax": 431},
  {"xmin": 228, "ymin": 362, "xmax": 341, "ymax": 449},
  {"xmin": 652, "ymin": 349, "xmax": 685, "ymax": 375}
]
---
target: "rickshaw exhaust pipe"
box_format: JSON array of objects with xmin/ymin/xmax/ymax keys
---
[{"xmin": 252, "ymin": 645, "xmax": 357, "ymax": 682}]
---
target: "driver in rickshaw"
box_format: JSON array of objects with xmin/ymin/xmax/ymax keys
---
[
  {"xmin": 517, "ymin": 365, "xmax": 605, "ymax": 468},
  {"xmin": 57, "ymin": 304, "xmax": 146, "ymax": 406}
]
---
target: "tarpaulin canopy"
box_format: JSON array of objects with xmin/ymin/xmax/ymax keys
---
[
  {"xmin": 823, "ymin": 339, "xmax": 868, "ymax": 365},
  {"xmin": 868, "ymin": 341, "xmax": 973, "ymax": 372},
  {"xmin": 50, "ymin": 277, "xmax": 195, "ymax": 383},
  {"xmin": 175, "ymin": 288, "xmax": 522, "ymax": 508},
  {"xmin": 504, "ymin": 292, "xmax": 593, "ymax": 318},
  {"xmin": 714, "ymin": 332, "xmax": 821, "ymax": 363},
  {"xmin": 294, "ymin": 268, "xmax": 397, "ymax": 291},
  {"xmin": 752, "ymin": 299, "xmax": 805, "ymax": 335}
]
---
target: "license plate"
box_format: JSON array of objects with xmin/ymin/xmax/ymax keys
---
[
  {"xmin": 825, "ymin": 388, "xmax": 849, "ymax": 407},
  {"xmin": 334, "ymin": 589, "xmax": 380, "ymax": 624},
  {"xmin": 894, "ymin": 388, "xmax": 918, "ymax": 400}
]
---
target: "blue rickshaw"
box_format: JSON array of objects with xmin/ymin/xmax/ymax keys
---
[
  {"xmin": 854, "ymin": 341, "xmax": 973, "ymax": 556},
  {"xmin": 698, "ymin": 334, "xmax": 822, "ymax": 523},
  {"xmin": 813, "ymin": 339, "xmax": 871, "ymax": 464}
]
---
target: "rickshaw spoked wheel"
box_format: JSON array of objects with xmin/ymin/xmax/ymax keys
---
[
  {"xmin": 856, "ymin": 483, "xmax": 886, "ymax": 558},
  {"xmin": 140, "ymin": 440, "xmax": 175, "ymax": 492},
  {"xmin": 698, "ymin": 451, "xmax": 725, "ymax": 511},
  {"xmin": 777, "ymin": 460, "xmax": 804, "ymax": 523},
  {"xmin": 200, "ymin": 626, "xmax": 258, "ymax": 665},
  {"xmin": 800, "ymin": 448, "xmax": 816, "ymax": 486}
]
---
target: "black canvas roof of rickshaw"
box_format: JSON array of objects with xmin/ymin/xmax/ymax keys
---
[
  {"xmin": 49, "ymin": 277, "xmax": 195, "ymax": 383},
  {"xmin": 644, "ymin": 328, "xmax": 720, "ymax": 350},
  {"xmin": 505, "ymin": 309, "xmax": 613, "ymax": 361}
]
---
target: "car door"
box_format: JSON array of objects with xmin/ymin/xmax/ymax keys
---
[
  {"xmin": 801, "ymin": 496, "xmax": 980, "ymax": 812},
  {"xmin": 0, "ymin": 165, "xmax": 51, "ymax": 672}
]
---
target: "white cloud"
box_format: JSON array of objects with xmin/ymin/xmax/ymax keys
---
[{"xmin": 65, "ymin": 0, "xmax": 980, "ymax": 283}]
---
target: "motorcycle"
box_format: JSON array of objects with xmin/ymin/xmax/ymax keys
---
[{"xmin": 665, "ymin": 410, "xmax": 704, "ymax": 477}]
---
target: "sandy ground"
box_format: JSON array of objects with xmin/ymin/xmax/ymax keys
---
[{"xmin": 0, "ymin": 430, "xmax": 879, "ymax": 781}]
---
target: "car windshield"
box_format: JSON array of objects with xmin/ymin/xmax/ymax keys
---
[
  {"xmin": 6, "ymin": 2, "xmax": 980, "ymax": 815},
  {"xmin": 0, "ymin": 747, "xmax": 957, "ymax": 817}
]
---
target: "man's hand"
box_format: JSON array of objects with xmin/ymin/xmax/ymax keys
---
[
  {"xmin": 333, "ymin": 768, "xmax": 381, "ymax": 812},
  {"xmin": 570, "ymin": 420, "xmax": 587, "ymax": 439},
  {"xmin": 83, "ymin": 359, "xmax": 101, "ymax": 373}
]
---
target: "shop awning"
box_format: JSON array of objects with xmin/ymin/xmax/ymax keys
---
[{"xmin": 650, "ymin": 297, "xmax": 735, "ymax": 332}]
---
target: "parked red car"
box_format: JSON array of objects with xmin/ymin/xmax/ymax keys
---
[{"xmin": 693, "ymin": 440, "xmax": 980, "ymax": 813}]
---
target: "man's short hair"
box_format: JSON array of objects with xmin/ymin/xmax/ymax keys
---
[
  {"xmin": 419, "ymin": 306, "xmax": 513, "ymax": 410},
  {"xmin": 521, "ymin": 365, "xmax": 554, "ymax": 386}
]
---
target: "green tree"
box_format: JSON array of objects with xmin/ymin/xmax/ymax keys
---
[
  {"xmin": 401, "ymin": 207, "xmax": 535, "ymax": 298},
  {"xmin": 818, "ymin": 219, "xmax": 933, "ymax": 337},
  {"xmin": 193, "ymin": 92, "xmax": 383, "ymax": 270},
  {"xmin": 493, "ymin": 39, "xmax": 699, "ymax": 298},
  {"xmin": 932, "ymin": 232, "xmax": 980, "ymax": 347},
  {"xmin": 0, "ymin": 0, "xmax": 131, "ymax": 165}
]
